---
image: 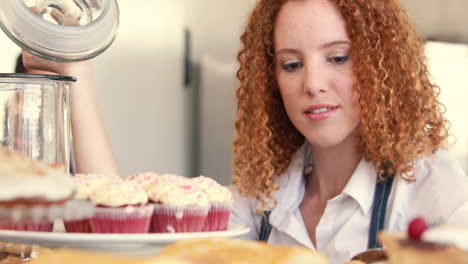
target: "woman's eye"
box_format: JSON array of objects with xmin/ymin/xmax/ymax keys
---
[
  {"xmin": 328, "ymin": 55, "xmax": 349, "ymax": 65},
  {"xmin": 281, "ymin": 61, "xmax": 303, "ymax": 72}
]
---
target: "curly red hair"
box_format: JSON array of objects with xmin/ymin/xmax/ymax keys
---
[{"xmin": 232, "ymin": 0, "xmax": 449, "ymax": 210}]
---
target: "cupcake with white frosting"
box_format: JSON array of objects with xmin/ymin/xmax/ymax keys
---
[
  {"xmin": 63, "ymin": 173, "xmax": 120, "ymax": 233},
  {"xmin": 147, "ymin": 175, "xmax": 209, "ymax": 233},
  {"xmin": 0, "ymin": 148, "xmax": 76, "ymax": 232},
  {"xmin": 192, "ymin": 176, "xmax": 232, "ymax": 231},
  {"xmin": 89, "ymin": 181, "xmax": 153, "ymax": 233}
]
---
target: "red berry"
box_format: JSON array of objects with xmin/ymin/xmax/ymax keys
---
[{"xmin": 408, "ymin": 217, "xmax": 428, "ymax": 240}]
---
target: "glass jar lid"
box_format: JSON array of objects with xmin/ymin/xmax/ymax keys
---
[{"xmin": 0, "ymin": 0, "xmax": 119, "ymax": 62}]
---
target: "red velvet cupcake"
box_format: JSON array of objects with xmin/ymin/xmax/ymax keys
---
[
  {"xmin": 192, "ymin": 176, "xmax": 232, "ymax": 231},
  {"xmin": 63, "ymin": 173, "xmax": 120, "ymax": 233},
  {"xmin": 88, "ymin": 181, "xmax": 153, "ymax": 233},
  {"xmin": 146, "ymin": 175, "xmax": 209, "ymax": 233}
]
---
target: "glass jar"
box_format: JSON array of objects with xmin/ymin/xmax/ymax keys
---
[
  {"xmin": 0, "ymin": 0, "xmax": 119, "ymax": 62},
  {"xmin": 0, "ymin": 74, "xmax": 75, "ymax": 173}
]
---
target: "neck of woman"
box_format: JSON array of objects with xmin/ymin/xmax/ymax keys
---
[{"xmin": 306, "ymin": 132, "xmax": 362, "ymax": 202}]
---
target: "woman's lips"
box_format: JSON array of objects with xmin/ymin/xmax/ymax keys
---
[{"xmin": 304, "ymin": 105, "xmax": 339, "ymax": 121}]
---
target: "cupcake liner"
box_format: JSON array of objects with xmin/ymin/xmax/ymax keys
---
[
  {"xmin": 0, "ymin": 199, "xmax": 94, "ymax": 232},
  {"xmin": 150, "ymin": 204, "xmax": 209, "ymax": 233},
  {"xmin": 62, "ymin": 200, "xmax": 94, "ymax": 233},
  {"xmin": 0, "ymin": 222, "xmax": 53, "ymax": 232},
  {"xmin": 90, "ymin": 204, "xmax": 153, "ymax": 233},
  {"xmin": 63, "ymin": 219, "xmax": 91, "ymax": 233},
  {"xmin": 203, "ymin": 202, "xmax": 231, "ymax": 232}
]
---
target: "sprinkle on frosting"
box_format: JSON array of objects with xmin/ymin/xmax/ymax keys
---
[
  {"xmin": 147, "ymin": 178, "xmax": 209, "ymax": 208},
  {"xmin": 125, "ymin": 172, "xmax": 159, "ymax": 190}
]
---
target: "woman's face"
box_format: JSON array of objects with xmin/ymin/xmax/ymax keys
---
[{"xmin": 274, "ymin": 0, "xmax": 361, "ymax": 149}]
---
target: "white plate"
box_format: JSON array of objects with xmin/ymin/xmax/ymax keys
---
[{"xmin": 0, "ymin": 223, "xmax": 250, "ymax": 256}]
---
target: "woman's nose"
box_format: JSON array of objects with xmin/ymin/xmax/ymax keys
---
[{"xmin": 303, "ymin": 63, "xmax": 328, "ymax": 96}]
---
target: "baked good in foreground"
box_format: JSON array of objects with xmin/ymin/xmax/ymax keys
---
[
  {"xmin": 379, "ymin": 224, "xmax": 468, "ymax": 264},
  {"xmin": 158, "ymin": 237, "xmax": 330, "ymax": 264},
  {"xmin": 28, "ymin": 237, "xmax": 329, "ymax": 264},
  {"xmin": 0, "ymin": 148, "xmax": 75, "ymax": 231},
  {"xmin": 28, "ymin": 248, "xmax": 190, "ymax": 264}
]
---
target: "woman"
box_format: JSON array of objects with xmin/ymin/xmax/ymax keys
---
[
  {"xmin": 20, "ymin": 51, "xmax": 119, "ymax": 174},
  {"xmin": 230, "ymin": 0, "xmax": 468, "ymax": 263}
]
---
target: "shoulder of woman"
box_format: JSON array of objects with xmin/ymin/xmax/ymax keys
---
[
  {"xmin": 228, "ymin": 184, "xmax": 259, "ymax": 211},
  {"xmin": 401, "ymin": 149, "xmax": 468, "ymax": 220},
  {"xmin": 411, "ymin": 148, "xmax": 466, "ymax": 184}
]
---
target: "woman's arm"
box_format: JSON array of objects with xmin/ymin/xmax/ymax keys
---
[{"xmin": 21, "ymin": 51, "xmax": 119, "ymax": 174}]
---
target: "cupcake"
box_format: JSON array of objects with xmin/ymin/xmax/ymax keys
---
[
  {"xmin": 89, "ymin": 181, "xmax": 153, "ymax": 233},
  {"xmin": 63, "ymin": 173, "xmax": 120, "ymax": 233},
  {"xmin": 147, "ymin": 175, "xmax": 209, "ymax": 233},
  {"xmin": 192, "ymin": 176, "xmax": 232, "ymax": 231},
  {"xmin": 0, "ymin": 148, "xmax": 76, "ymax": 232}
]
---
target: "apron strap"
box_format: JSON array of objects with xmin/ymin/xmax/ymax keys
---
[
  {"xmin": 258, "ymin": 211, "xmax": 272, "ymax": 241},
  {"xmin": 367, "ymin": 174, "xmax": 394, "ymax": 249}
]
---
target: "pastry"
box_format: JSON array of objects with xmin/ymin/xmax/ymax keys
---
[
  {"xmin": 158, "ymin": 237, "xmax": 331, "ymax": 264},
  {"xmin": 0, "ymin": 148, "xmax": 75, "ymax": 231},
  {"xmin": 192, "ymin": 176, "xmax": 232, "ymax": 231},
  {"xmin": 379, "ymin": 218, "xmax": 468, "ymax": 264},
  {"xmin": 146, "ymin": 175, "xmax": 209, "ymax": 233},
  {"xmin": 64, "ymin": 173, "xmax": 120, "ymax": 233},
  {"xmin": 89, "ymin": 181, "xmax": 153, "ymax": 233},
  {"xmin": 27, "ymin": 248, "xmax": 190, "ymax": 264}
]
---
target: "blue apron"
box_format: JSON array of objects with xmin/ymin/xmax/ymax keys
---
[{"xmin": 258, "ymin": 166, "xmax": 393, "ymax": 249}]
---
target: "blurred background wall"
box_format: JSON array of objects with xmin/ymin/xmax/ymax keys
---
[{"xmin": 0, "ymin": 0, "xmax": 466, "ymax": 183}]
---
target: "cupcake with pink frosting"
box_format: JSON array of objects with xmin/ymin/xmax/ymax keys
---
[
  {"xmin": 89, "ymin": 181, "xmax": 153, "ymax": 233},
  {"xmin": 147, "ymin": 174, "xmax": 209, "ymax": 233},
  {"xmin": 63, "ymin": 173, "xmax": 121, "ymax": 233},
  {"xmin": 192, "ymin": 176, "xmax": 232, "ymax": 231}
]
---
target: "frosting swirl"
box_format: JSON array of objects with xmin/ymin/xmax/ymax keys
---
[
  {"xmin": 74, "ymin": 173, "xmax": 121, "ymax": 200},
  {"xmin": 192, "ymin": 176, "xmax": 232, "ymax": 204},
  {"xmin": 89, "ymin": 181, "xmax": 148, "ymax": 207},
  {"xmin": 147, "ymin": 180, "xmax": 209, "ymax": 208}
]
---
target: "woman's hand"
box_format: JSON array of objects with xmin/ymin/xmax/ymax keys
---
[{"xmin": 21, "ymin": 50, "xmax": 91, "ymax": 76}]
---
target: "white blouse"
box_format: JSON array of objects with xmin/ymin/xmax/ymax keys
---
[{"xmin": 230, "ymin": 144, "xmax": 468, "ymax": 264}]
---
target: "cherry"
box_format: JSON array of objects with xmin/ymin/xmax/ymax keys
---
[{"xmin": 408, "ymin": 217, "xmax": 428, "ymax": 240}]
